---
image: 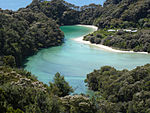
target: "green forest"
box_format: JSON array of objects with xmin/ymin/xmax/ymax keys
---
[
  {"xmin": 0, "ymin": 66, "xmax": 97, "ymax": 113},
  {"xmin": 83, "ymin": 0, "xmax": 150, "ymax": 53},
  {"xmin": 85, "ymin": 64, "xmax": 150, "ymax": 113},
  {"xmin": 0, "ymin": 0, "xmax": 150, "ymax": 112}
]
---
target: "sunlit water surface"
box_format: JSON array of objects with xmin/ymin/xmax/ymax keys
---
[{"xmin": 25, "ymin": 25, "xmax": 150, "ymax": 94}]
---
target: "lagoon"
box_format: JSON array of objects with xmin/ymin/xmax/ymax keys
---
[{"xmin": 25, "ymin": 25, "xmax": 150, "ymax": 94}]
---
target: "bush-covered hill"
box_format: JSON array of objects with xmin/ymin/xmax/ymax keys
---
[
  {"xmin": 85, "ymin": 64, "xmax": 150, "ymax": 113},
  {"xmin": 0, "ymin": 66, "xmax": 97, "ymax": 113},
  {"xmin": 28, "ymin": 0, "xmax": 150, "ymax": 53},
  {"xmin": 82, "ymin": 0, "xmax": 150, "ymax": 53},
  {"xmin": 94, "ymin": 0, "xmax": 150, "ymax": 29},
  {"xmin": 0, "ymin": 0, "xmax": 102, "ymax": 67},
  {"xmin": 0, "ymin": 1, "xmax": 101, "ymax": 112},
  {"xmin": 0, "ymin": 6, "xmax": 64, "ymax": 67},
  {"xmin": 27, "ymin": 0, "xmax": 80, "ymax": 25},
  {"xmin": 0, "ymin": 0, "xmax": 150, "ymax": 112},
  {"xmin": 25, "ymin": 0, "xmax": 150, "ymax": 29},
  {"xmin": 84, "ymin": 29, "xmax": 150, "ymax": 52},
  {"xmin": 26, "ymin": 0, "xmax": 103, "ymax": 25}
]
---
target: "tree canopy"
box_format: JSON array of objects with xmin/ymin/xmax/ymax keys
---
[
  {"xmin": 49, "ymin": 72, "xmax": 74, "ymax": 97},
  {"xmin": 0, "ymin": 0, "xmax": 150, "ymax": 112},
  {"xmin": 0, "ymin": 6, "xmax": 64, "ymax": 67},
  {"xmin": 85, "ymin": 64, "xmax": 150, "ymax": 113}
]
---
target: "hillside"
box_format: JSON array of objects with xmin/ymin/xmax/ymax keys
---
[
  {"xmin": 26, "ymin": 0, "xmax": 102, "ymax": 25},
  {"xmin": 0, "ymin": 66, "xmax": 98, "ymax": 113},
  {"xmin": 25, "ymin": 0, "xmax": 150, "ymax": 52},
  {"xmin": 95, "ymin": 0, "xmax": 150, "ymax": 28},
  {"xmin": 85, "ymin": 64, "xmax": 150, "ymax": 113},
  {"xmin": 24, "ymin": 0, "xmax": 150, "ymax": 28},
  {"xmin": 84, "ymin": 29, "xmax": 150, "ymax": 52},
  {"xmin": 0, "ymin": 5, "xmax": 64, "ymax": 67},
  {"xmin": 0, "ymin": 0, "xmax": 150, "ymax": 112},
  {"xmin": 83, "ymin": 0, "xmax": 150, "ymax": 52},
  {"xmin": 0, "ymin": 0, "xmax": 103, "ymax": 67}
]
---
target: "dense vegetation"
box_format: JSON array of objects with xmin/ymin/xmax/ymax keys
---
[
  {"xmin": 85, "ymin": 64, "xmax": 150, "ymax": 113},
  {"xmin": 0, "ymin": 0, "xmax": 103, "ymax": 67},
  {"xmin": 31, "ymin": 0, "xmax": 150, "ymax": 29},
  {"xmin": 0, "ymin": 0, "xmax": 102, "ymax": 112},
  {"xmin": 1, "ymin": 0, "xmax": 150, "ymax": 56},
  {"xmin": 26, "ymin": 0, "xmax": 103, "ymax": 26},
  {"xmin": 0, "ymin": 4, "xmax": 64, "ymax": 67},
  {"xmin": 27, "ymin": 0, "xmax": 80, "ymax": 25},
  {"xmin": 28, "ymin": 0, "xmax": 150, "ymax": 53},
  {"xmin": 0, "ymin": 0, "xmax": 150, "ymax": 112},
  {"xmin": 0, "ymin": 66, "xmax": 98, "ymax": 113},
  {"xmin": 94, "ymin": 0, "xmax": 150, "ymax": 29},
  {"xmin": 84, "ymin": 29, "xmax": 150, "ymax": 52},
  {"xmin": 82, "ymin": 0, "xmax": 150, "ymax": 53}
]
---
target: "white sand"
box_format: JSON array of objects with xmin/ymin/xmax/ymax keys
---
[
  {"xmin": 73, "ymin": 25, "xmax": 148, "ymax": 54},
  {"xmin": 76, "ymin": 24, "xmax": 98, "ymax": 31}
]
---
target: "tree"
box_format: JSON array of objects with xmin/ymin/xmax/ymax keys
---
[
  {"xmin": 6, "ymin": 107, "xmax": 23, "ymax": 113},
  {"xmin": 49, "ymin": 73, "xmax": 73, "ymax": 97},
  {"xmin": 2, "ymin": 55, "xmax": 16, "ymax": 67},
  {"xmin": 0, "ymin": 88, "xmax": 7, "ymax": 113}
]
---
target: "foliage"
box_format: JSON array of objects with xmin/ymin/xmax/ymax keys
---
[
  {"xmin": 94, "ymin": 0, "xmax": 150, "ymax": 29},
  {"xmin": 0, "ymin": 7, "xmax": 64, "ymax": 67},
  {"xmin": 49, "ymin": 72, "xmax": 73, "ymax": 97},
  {"xmin": 61, "ymin": 95, "xmax": 98, "ymax": 113},
  {"xmin": 6, "ymin": 107, "xmax": 23, "ymax": 113},
  {"xmin": 2, "ymin": 55, "xmax": 16, "ymax": 67},
  {"xmin": 85, "ymin": 64, "xmax": 150, "ymax": 113},
  {"xmin": 28, "ymin": 0, "xmax": 103, "ymax": 25},
  {"xmin": 84, "ymin": 29, "xmax": 150, "ymax": 53},
  {"xmin": 0, "ymin": 0, "xmax": 150, "ymax": 112},
  {"xmin": 79, "ymin": 4, "xmax": 102, "ymax": 25},
  {"xmin": 28, "ymin": 0, "xmax": 80, "ymax": 25},
  {"xmin": 1, "ymin": 0, "xmax": 150, "ymax": 62},
  {"xmin": 0, "ymin": 66, "xmax": 64, "ymax": 113},
  {"xmin": 0, "ymin": 66, "xmax": 98, "ymax": 113}
]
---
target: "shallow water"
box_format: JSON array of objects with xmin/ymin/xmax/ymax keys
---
[{"xmin": 25, "ymin": 25, "xmax": 150, "ymax": 94}]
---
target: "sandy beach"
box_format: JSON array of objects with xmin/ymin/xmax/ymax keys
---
[
  {"xmin": 76, "ymin": 24, "xmax": 98, "ymax": 31},
  {"xmin": 73, "ymin": 25, "xmax": 148, "ymax": 54}
]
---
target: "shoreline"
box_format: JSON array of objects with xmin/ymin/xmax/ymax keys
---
[
  {"xmin": 73, "ymin": 25, "xmax": 148, "ymax": 54},
  {"xmin": 76, "ymin": 24, "xmax": 98, "ymax": 31}
]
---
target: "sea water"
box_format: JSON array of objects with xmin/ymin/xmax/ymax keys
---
[{"xmin": 25, "ymin": 25, "xmax": 150, "ymax": 94}]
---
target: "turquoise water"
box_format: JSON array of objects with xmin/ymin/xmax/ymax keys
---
[
  {"xmin": 25, "ymin": 25, "xmax": 150, "ymax": 94},
  {"xmin": 0, "ymin": 0, "xmax": 105, "ymax": 10}
]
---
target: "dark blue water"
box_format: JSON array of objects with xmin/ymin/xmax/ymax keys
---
[{"xmin": 0, "ymin": 0, "xmax": 106, "ymax": 10}]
